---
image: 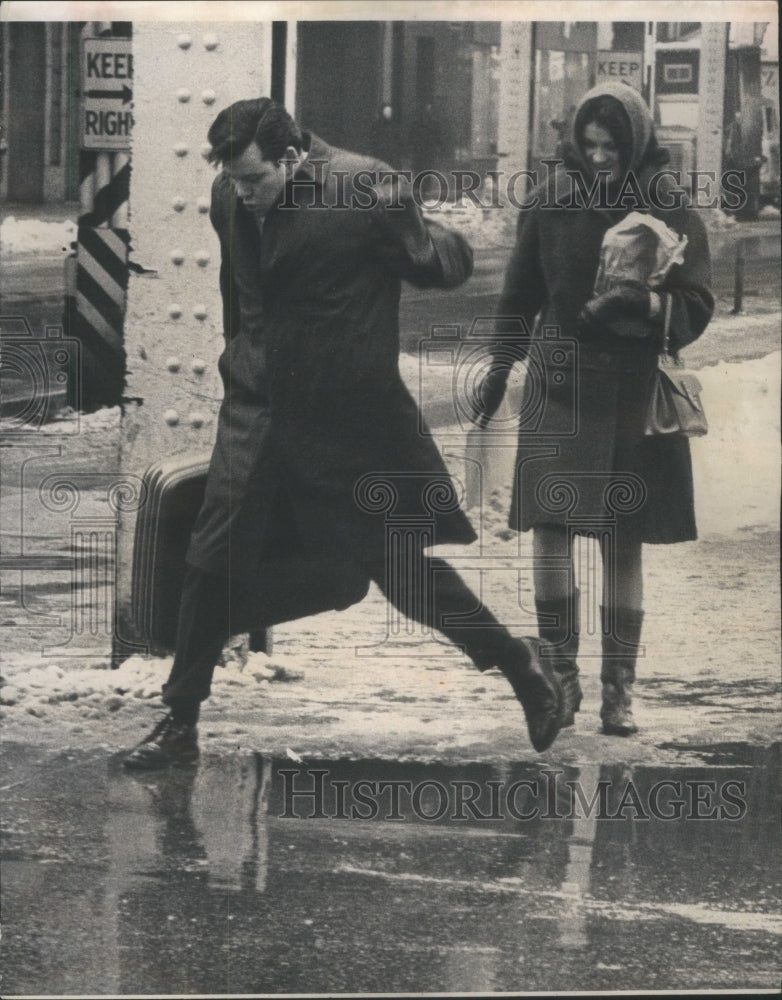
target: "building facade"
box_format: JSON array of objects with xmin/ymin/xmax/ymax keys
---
[
  {"xmin": 1, "ymin": 21, "xmax": 84, "ymax": 203},
  {"xmin": 2, "ymin": 19, "xmax": 775, "ymax": 208}
]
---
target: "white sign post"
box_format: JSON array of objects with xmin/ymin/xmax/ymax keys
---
[{"xmin": 82, "ymin": 38, "xmax": 134, "ymax": 150}]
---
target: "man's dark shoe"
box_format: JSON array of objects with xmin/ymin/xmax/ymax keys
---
[
  {"xmin": 501, "ymin": 637, "xmax": 564, "ymax": 753},
  {"xmin": 123, "ymin": 713, "xmax": 199, "ymax": 770}
]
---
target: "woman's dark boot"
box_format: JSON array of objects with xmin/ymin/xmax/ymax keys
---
[
  {"xmin": 535, "ymin": 590, "xmax": 583, "ymax": 727},
  {"xmin": 600, "ymin": 606, "xmax": 644, "ymax": 736}
]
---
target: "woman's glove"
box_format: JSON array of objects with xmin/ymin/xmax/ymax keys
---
[
  {"xmin": 470, "ymin": 365, "xmax": 510, "ymax": 429},
  {"xmin": 578, "ymin": 280, "xmax": 657, "ymax": 338}
]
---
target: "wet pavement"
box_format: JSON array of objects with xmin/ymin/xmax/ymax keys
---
[{"xmin": 2, "ymin": 741, "xmax": 780, "ymax": 995}]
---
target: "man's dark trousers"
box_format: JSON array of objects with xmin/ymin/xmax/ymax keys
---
[{"xmin": 162, "ymin": 549, "xmax": 521, "ymax": 709}]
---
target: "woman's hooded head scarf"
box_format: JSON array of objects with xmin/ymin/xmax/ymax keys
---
[{"xmin": 558, "ymin": 82, "xmax": 674, "ymax": 210}]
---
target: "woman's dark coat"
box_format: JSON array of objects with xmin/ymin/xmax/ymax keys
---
[
  {"xmin": 496, "ymin": 83, "xmax": 714, "ymax": 543},
  {"xmin": 186, "ymin": 135, "xmax": 477, "ymax": 586}
]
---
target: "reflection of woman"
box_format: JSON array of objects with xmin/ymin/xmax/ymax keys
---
[{"xmin": 474, "ymin": 83, "xmax": 714, "ymax": 736}]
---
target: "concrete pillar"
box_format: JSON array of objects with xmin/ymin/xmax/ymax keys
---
[
  {"xmin": 497, "ymin": 22, "xmax": 534, "ymax": 176},
  {"xmin": 115, "ymin": 22, "xmax": 272, "ymax": 649},
  {"xmin": 697, "ymin": 22, "xmax": 729, "ymax": 175}
]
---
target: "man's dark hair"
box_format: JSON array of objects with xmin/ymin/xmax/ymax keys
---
[{"xmin": 206, "ymin": 97, "xmax": 306, "ymax": 166}]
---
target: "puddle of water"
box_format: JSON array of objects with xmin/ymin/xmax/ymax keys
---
[{"xmin": 1, "ymin": 743, "xmax": 780, "ymax": 995}]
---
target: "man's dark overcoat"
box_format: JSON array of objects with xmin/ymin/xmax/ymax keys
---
[
  {"xmin": 186, "ymin": 136, "xmax": 477, "ymax": 586},
  {"xmin": 496, "ymin": 83, "xmax": 715, "ymax": 543}
]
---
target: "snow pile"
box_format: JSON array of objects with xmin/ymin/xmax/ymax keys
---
[
  {"xmin": 424, "ymin": 197, "xmax": 515, "ymax": 248},
  {"xmin": 692, "ymin": 350, "xmax": 780, "ymax": 535},
  {"xmin": 0, "ymin": 215, "xmax": 77, "ymax": 257},
  {"xmin": 0, "ymin": 650, "xmax": 305, "ymax": 724},
  {"xmin": 702, "ymin": 208, "xmax": 738, "ymax": 231},
  {"xmin": 404, "ymin": 346, "xmax": 780, "ymax": 537},
  {"xmin": 0, "ymin": 405, "xmax": 121, "ymax": 437}
]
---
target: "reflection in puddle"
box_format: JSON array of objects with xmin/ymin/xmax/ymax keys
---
[{"xmin": 2, "ymin": 744, "xmax": 780, "ymax": 994}]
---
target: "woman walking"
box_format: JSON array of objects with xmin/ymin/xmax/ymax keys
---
[{"xmin": 473, "ymin": 82, "xmax": 714, "ymax": 735}]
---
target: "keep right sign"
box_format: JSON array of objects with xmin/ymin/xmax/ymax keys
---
[
  {"xmin": 82, "ymin": 37, "xmax": 134, "ymax": 150},
  {"xmin": 596, "ymin": 51, "xmax": 643, "ymax": 92}
]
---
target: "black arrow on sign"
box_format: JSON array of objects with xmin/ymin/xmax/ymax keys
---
[{"xmin": 85, "ymin": 85, "xmax": 133, "ymax": 105}]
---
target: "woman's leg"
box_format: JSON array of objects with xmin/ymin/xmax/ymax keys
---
[
  {"xmin": 600, "ymin": 531, "xmax": 643, "ymax": 612},
  {"xmin": 533, "ymin": 526, "xmax": 582, "ymax": 726},
  {"xmin": 533, "ymin": 525, "xmax": 575, "ymax": 601},
  {"xmin": 598, "ymin": 532, "xmax": 644, "ymax": 736}
]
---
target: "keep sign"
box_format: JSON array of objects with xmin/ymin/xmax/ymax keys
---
[
  {"xmin": 82, "ymin": 38, "xmax": 134, "ymax": 150},
  {"xmin": 596, "ymin": 51, "xmax": 643, "ymax": 92}
]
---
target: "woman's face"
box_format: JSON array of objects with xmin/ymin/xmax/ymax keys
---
[{"xmin": 581, "ymin": 122, "xmax": 622, "ymax": 183}]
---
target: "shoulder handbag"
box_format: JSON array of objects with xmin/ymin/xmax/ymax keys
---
[{"xmin": 644, "ymin": 293, "xmax": 708, "ymax": 438}]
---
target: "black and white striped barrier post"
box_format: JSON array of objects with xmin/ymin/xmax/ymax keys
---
[{"xmin": 63, "ymin": 23, "xmax": 132, "ymax": 412}]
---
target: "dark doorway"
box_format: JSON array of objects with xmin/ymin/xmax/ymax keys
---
[
  {"xmin": 295, "ymin": 22, "xmax": 382, "ymax": 155},
  {"xmin": 7, "ymin": 22, "xmax": 46, "ymax": 201},
  {"xmin": 415, "ymin": 35, "xmax": 435, "ymax": 108},
  {"xmin": 271, "ymin": 22, "xmax": 287, "ymax": 104}
]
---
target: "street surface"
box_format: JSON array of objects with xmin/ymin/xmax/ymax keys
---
[
  {"xmin": 0, "ymin": 206, "xmax": 780, "ymax": 996},
  {"xmin": 2, "ymin": 743, "xmax": 779, "ymax": 995}
]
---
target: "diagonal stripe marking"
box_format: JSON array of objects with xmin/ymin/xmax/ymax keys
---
[
  {"xmin": 76, "ymin": 294, "xmax": 124, "ymax": 352},
  {"xmin": 79, "ymin": 247, "xmax": 126, "ymax": 306},
  {"xmin": 77, "ymin": 264, "xmax": 125, "ymax": 328},
  {"xmin": 78, "ymin": 227, "xmax": 128, "ymax": 290}
]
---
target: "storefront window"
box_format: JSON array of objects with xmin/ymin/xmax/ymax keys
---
[
  {"xmin": 531, "ymin": 47, "xmax": 593, "ymax": 169},
  {"xmin": 470, "ymin": 44, "xmax": 500, "ymax": 166},
  {"xmin": 656, "ymin": 23, "xmax": 701, "ymax": 43}
]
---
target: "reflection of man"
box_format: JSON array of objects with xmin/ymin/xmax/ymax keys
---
[{"xmin": 123, "ymin": 98, "xmax": 563, "ymax": 770}]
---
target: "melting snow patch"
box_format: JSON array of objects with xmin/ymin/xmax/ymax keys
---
[
  {"xmin": 1, "ymin": 216, "xmax": 77, "ymax": 256},
  {"xmin": 0, "ymin": 649, "xmax": 307, "ymax": 723}
]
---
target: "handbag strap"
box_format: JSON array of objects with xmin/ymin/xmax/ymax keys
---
[
  {"xmin": 660, "ymin": 291, "xmax": 682, "ymax": 366},
  {"xmin": 662, "ymin": 291, "xmax": 673, "ymax": 354}
]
